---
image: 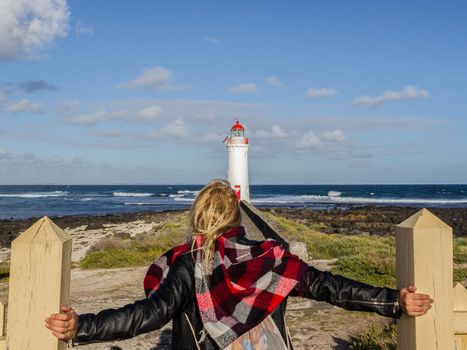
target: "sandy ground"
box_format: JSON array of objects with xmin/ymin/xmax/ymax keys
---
[{"xmin": 67, "ymin": 220, "xmax": 158, "ymax": 262}]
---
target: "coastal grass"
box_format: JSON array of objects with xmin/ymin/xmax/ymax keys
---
[
  {"xmin": 80, "ymin": 214, "xmax": 189, "ymax": 269},
  {"xmin": 0, "ymin": 262, "xmax": 9, "ymax": 282},
  {"xmin": 454, "ymin": 237, "xmax": 467, "ymax": 264},
  {"xmin": 265, "ymin": 211, "xmax": 467, "ymax": 287},
  {"xmin": 349, "ymin": 323, "xmax": 397, "ymax": 350}
]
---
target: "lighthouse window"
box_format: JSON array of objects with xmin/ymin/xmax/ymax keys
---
[{"xmin": 232, "ymin": 129, "xmax": 244, "ymax": 137}]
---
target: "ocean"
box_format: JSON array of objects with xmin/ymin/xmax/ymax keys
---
[{"xmin": 0, "ymin": 184, "xmax": 467, "ymax": 219}]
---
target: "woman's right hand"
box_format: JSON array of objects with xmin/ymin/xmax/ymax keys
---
[{"xmin": 45, "ymin": 305, "xmax": 78, "ymax": 341}]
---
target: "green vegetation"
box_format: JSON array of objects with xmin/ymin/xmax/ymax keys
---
[
  {"xmin": 0, "ymin": 261, "xmax": 9, "ymax": 281},
  {"xmin": 349, "ymin": 323, "xmax": 397, "ymax": 350},
  {"xmin": 80, "ymin": 214, "xmax": 189, "ymax": 269},
  {"xmin": 454, "ymin": 268, "xmax": 467, "ymax": 283},
  {"xmin": 454, "ymin": 237, "xmax": 467, "ymax": 264},
  {"xmin": 265, "ymin": 211, "xmax": 467, "ymax": 287}
]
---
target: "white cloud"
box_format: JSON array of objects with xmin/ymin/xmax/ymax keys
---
[
  {"xmin": 228, "ymin": 83, "xmax": 257, "ymax": 94},
  {"xmin": 54, "ymin": 100, "xmax": 80, "ymax": 114},
  {"xmin": 0, "ymin": 90, "xmax": 7, "ymax": 102},
  {"xmin": 75, "ymin": 20, "xmax": 94, "ymax": 38},
  {"xmin": 60, "ymin": 98, "xmax": 266, "ymax": 128},
  {"xmin": 298, "ymin": 131, "xmax": 321, "ymax": 148},
  {"xmin": 200, "ymin": 131, "xmax": 225, "ymax": 143},
  {"xmin": 203, "ymin": 35, "xmax": 221, "ymax": 44},
  {"xmin": 160, "ymin": 119, "xmax": 190, "ymax": 138},
  {"xmin": 0, "ymin": 150, "xmax": 178, "ymax": 185},
  {"xmin": 322, "ymin": 129, "xmax": 346, "ymax": 142},
  {"xmin": 115, "ymin": 66, "xmax": 183, "ymax": 91},
  {"xmin": 255, "ymin": 125, "xmax": 288, "ymax": 139},
  {"xmin": 5, "ymin": 99, "xmax": 44, "ymax": 113},
  {"xmin": 67, "ymin": 104, "xmax": 164, "ymax": 125},
  {"xmin": 0, "ymin": 148, "xmax": 10, "ymax": 159},
  {"xmin": 0, "ymin": 0, "xmax": 70, "ymax": 60},
  {"xmin": 68, "ymin": 110, "xmax": 107, "ymax": 126},
  {"xmin": 353, "ymin": 85, "xmax": 430, "ymax": 108},
  {"xmin": 138, "ymin": 105, "xmax": 164, "ymax": 120},
  {"xmin": 90, "ymin": 129, "xmax": 124, "ymax": 138},
  {"xmin": 304, "ymin": 87, "xmax": 339, "ymax": 99},
  {"xmin": 265, "ymin": 76, "xmax": 283, "ymax": 88}
]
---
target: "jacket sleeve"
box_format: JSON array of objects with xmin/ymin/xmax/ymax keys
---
[
  {"xmin": 74, "ymin": 257, "xmax": 193, "ymax": 344},
  {"xmin": 290, "ymin": 265, "xmax": 402, "ymax": 319}
]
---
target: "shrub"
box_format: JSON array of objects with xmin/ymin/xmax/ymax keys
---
[
  {"xmin": 350, "ymin": 323, "xmax": 397, "ymax": 350},
  {"xmin": 0, "ymin": 262, "xmax": 9, "ymax": 281},
  {"xmin": 80, "ymin": 214, "xmax": 188, "ymax": 269},
  {"xmin": 454, "ymin": 237, "xmax": 467, "ymax": 264}
]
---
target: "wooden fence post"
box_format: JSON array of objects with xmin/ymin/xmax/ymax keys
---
[
  {"xmin": 6, "ymin": 217, "xmax": 72, "ymax": 350},
  {"xmin": 0, "ymin": 302, "xmax": 4, "ymax": 336},
  {"xmin": 454, "ymin": 283, "xmax": 467, "ymax": 349},
  {"xmin": 396, "ymin": 208, "xmax": 454, "ymax": 350},
  {"xmin": 0, "ymin": 302, "xmax": 5, "ymax": 350}
]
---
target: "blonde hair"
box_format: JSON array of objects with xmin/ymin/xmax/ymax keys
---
[{"xmin": 189, "ymin": 179, "xmax": 241, "ymax": 269}]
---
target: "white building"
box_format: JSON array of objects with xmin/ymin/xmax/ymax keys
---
[{"xmin": 225, "ymin": 120, "xmax": 250, "ymax": 202}]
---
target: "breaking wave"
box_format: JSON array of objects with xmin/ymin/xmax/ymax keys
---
[
  {"xmin": 327, "ymin": 191, "xmax": 342, "ymax": 197},
  {"xmin": 0, "ymin": 191, "xmax": 69, "ymax": 198},
  {"xmin": 124, "ymin": 202, "xmax": 158, "ymax": 206},
  {"xmin": 113, "ymin": 192, "xmax": 153, "ymax": 197},
  {"xmin": 177, "ymin": 190, "xmax": 199, "ymax": 195},
  {"xmin": 251, "ymin": 194, "xmax": 467, "ymax": 205}
]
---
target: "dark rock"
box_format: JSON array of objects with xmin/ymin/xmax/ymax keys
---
[
  {"xmin": 114, "ymin": 231, "xmax": 131, "ymax": 239},
  {"xmin": 261, "ymin": 206, "xmax": 467, "ymax": 237}
]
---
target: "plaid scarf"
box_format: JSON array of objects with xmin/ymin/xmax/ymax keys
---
[{"xmin": 144, "ymin": 226, "xmax": 308, "ymax": 349}]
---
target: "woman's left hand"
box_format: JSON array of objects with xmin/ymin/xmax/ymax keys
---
[
  {"xmin": 45, "ymin": 305, "xmax": 78, "ymax": 341},
  {"xmin": 399, "ymin": 285, "xmax": 434, "ymax": 316}
]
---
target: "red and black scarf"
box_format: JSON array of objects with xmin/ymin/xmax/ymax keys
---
[{"xmin": 144, "ymin": 226, "xmax": 308, "ymax": 349}]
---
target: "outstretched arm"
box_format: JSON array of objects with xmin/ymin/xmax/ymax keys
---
[
  {"xmin": 291, "ymin": 266, "xmax": 433, "ymax": 318},
  {"xmin": 45, "ymin": 257, "xmax": 193, "ymax": 344}
]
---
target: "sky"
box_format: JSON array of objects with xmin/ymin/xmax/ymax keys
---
[{"xmin": 0, "ymin": 0, "xmax": 466, "ymax": 184}]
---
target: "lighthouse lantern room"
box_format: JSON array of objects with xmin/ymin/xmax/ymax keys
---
[{"xmin": 225, "ymin": 120, "xmax": 250, "ymax": 202}]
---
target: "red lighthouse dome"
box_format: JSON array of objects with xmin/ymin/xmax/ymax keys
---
[
  {"xmin": 225, "ymin": 119, "xmax": 249, "ymax": 144},
  {"xmin": 231, "ymin": 120, "xmax": 245, "ymax": 131}
]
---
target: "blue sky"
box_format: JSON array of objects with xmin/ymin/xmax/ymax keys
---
[{"xmin": 0, "ymin": 0, "xmax": 466, "ymax": 184}]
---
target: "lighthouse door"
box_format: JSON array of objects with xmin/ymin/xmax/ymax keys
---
[{"xmin": 234, "ymin": 185, "xmax": 241, "ymax": 200}]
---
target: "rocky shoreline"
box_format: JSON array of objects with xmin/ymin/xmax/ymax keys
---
[
  {"xmin": 1, "ymin": 206, "xmax": 465, "ymax": 251},
  {"xmin": 0, "ymin": 210, "xmax": 186, "ymax": 250},
  {"xmin": 263, "ymin": 206, "xmax": 467, "ymax": 237}
]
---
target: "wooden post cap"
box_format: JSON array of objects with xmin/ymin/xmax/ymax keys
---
[{"xmin": 396, "ymin": 208, "xmax": 451, "ymax": 230}]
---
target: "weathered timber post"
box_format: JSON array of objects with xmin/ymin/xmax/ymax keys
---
[
  {"xmin": 0, "ymin": 301, "xmax": 4, "ymax": 336},
  {"xmin": 6, "ymin": 217, "xmax": 72, "ymax": 350},
  {"xmin": 0, "ymin": 302, "xmax": 5, "ymax": 350},
  {"xmin": 396, "ymin": 208, "xmax": 454, "ymax": 350},
  {"xmin": 454, "ymin": 283, "xmax": 467, "ymax": 349}
]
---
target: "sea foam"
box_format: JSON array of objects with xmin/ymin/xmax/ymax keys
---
[
  {"xmin": 0, "ymin": 191, "xmax": 68, "ymax": 198},
  {"xmin": 113, "ymin": 192, "xmax": 153, "ymax": 197}
]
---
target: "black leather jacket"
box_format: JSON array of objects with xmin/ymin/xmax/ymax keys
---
[{"xmin": 75, "ymin": 254, "xmax": 401, "ymax": 349}]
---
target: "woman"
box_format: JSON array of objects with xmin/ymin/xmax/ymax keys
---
[{"xmin": 46, "ymin": 180, "xmax": 433, "ymax": 349}]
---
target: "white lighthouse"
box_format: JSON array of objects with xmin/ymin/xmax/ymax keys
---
[{"xmin": 225, "ymin": 120, "xmax": 250, "ymax": 202}]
